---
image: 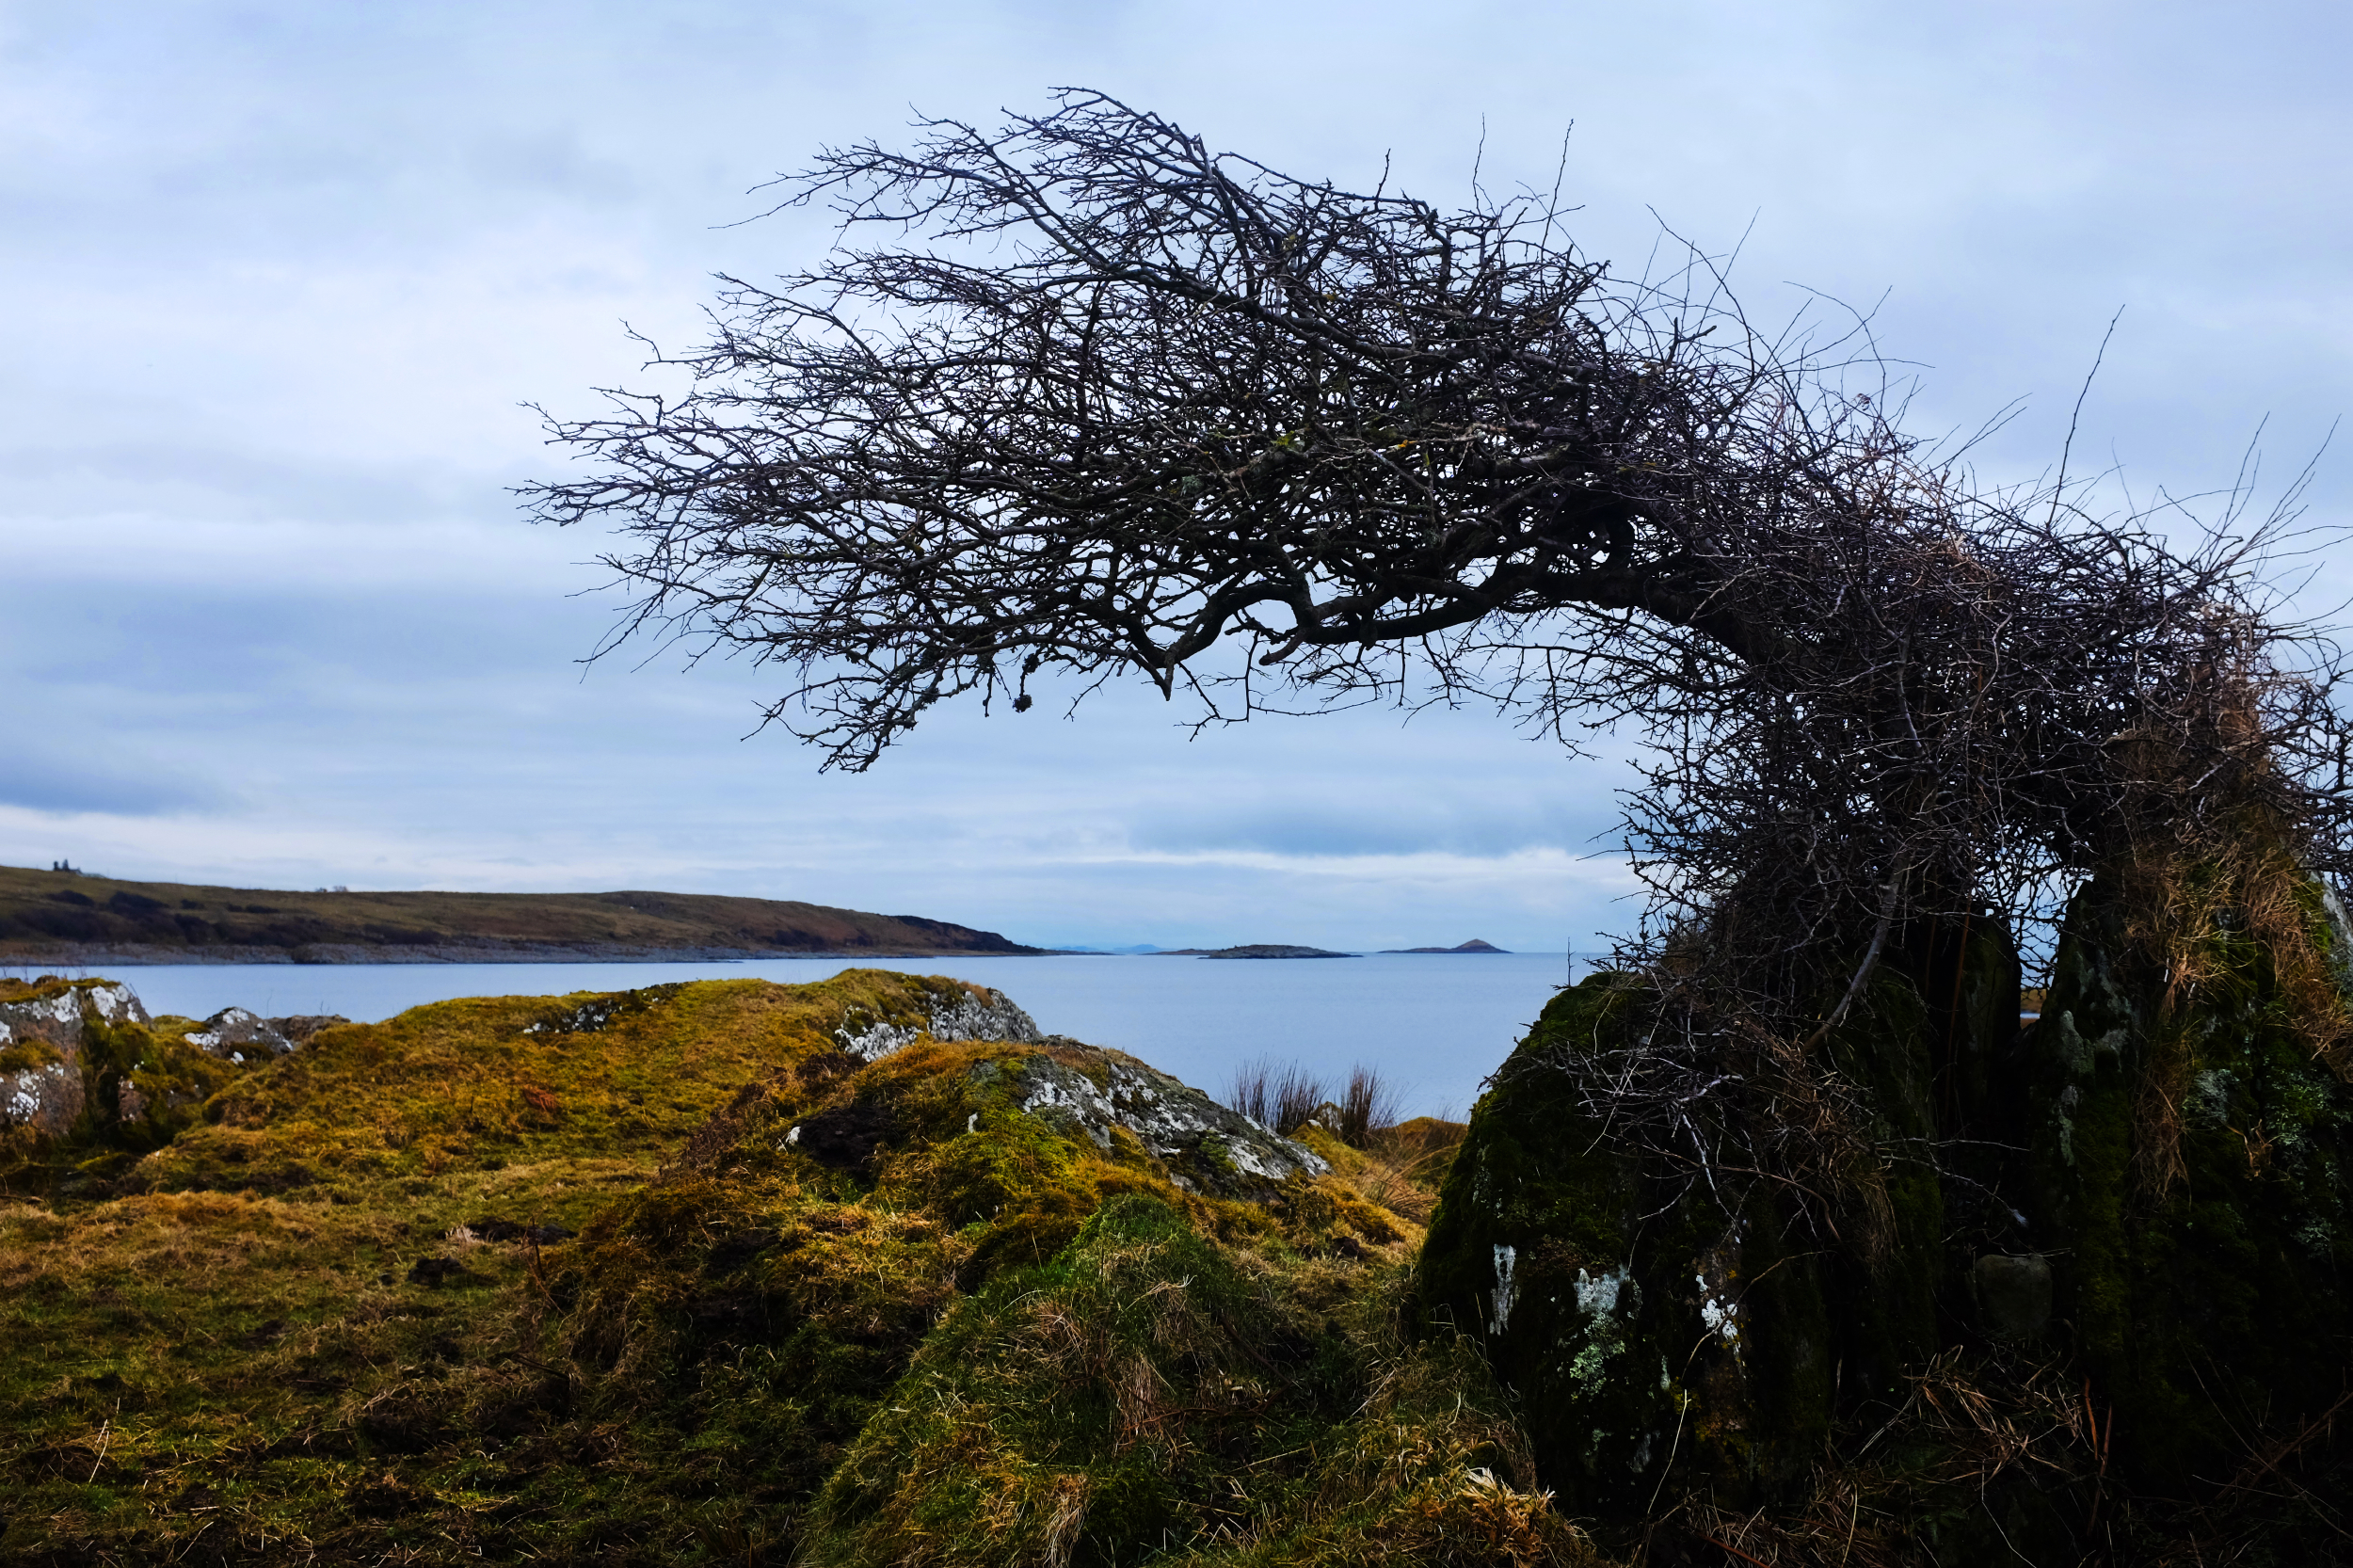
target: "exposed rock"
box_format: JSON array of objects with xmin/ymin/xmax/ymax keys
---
[
  {"xmin": 980, "ymin": 1041, "xmax": 1328, "ymax": 1195},
  {"xmin": 1418, "ymin": 857, "xmax": 2353, "ymax": 1534},
  {"xmin": 184, "ymin": 1006, "xmax": 295, "ymax": 1063},
  {"xmin": 524, "ymin": 984, "xmax": 686, "ymax": 1036},
  {"xmin": 1417, "ymin": 975, "xmax": 1830, "ymax": 1517},
  {"xmin": 834, "ymin": 980, "xmax": 1041, "ymax": 1061},
  {"xmin": 266, "ymin": 1014, "xmax": 348, "ymax": 1043},
  {"xmin": 0, "ymin": 979, "xmax": 149, "ymax": 1136},
  {"xmin": 1415, "ymin": 951, "xmax": 2001, "ymax": 1523}
]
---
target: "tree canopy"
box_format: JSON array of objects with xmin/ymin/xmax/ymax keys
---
[{"xmin": 527, "ymin": 89, "xmax": 2351, "ymax": 1019}]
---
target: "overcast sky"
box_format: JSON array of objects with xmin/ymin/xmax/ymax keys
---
[{"xmin": 3, "ymin": 0, "xmax": 2346, "ymax": 952}]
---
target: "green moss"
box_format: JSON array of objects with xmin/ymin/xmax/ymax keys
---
[
  {"xmin": 803, "ymin": 1195, "xmax": 1596, "ymax": 1567},
  {"xmin": 1416, "ymin": 960, "xmax": 1984, "ymax": 1528},
  {"xmin": 2027, "ymin": 868, "xmax": 2353, "ymax": 1489},
  {"xmin": 0, "ymin": 1035, "xmax": 63, "ymax": 1074},
  {"xmin": 1416, "ymin": 977, "xmax": 1788, "ymax": 1518}
]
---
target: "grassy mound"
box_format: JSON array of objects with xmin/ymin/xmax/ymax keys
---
[{"xmin": 0, "ymin": 970, "xmax": 1581, "ymax": 1567}]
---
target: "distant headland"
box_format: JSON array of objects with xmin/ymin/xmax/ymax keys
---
[{"xmin": 0, "ymin": 863, "xmax": 1040, "ymax": 965}]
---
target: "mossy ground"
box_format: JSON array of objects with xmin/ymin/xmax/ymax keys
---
[{"xmin": 0, "ymin": 970, "xmax": 1592, "ymax": 1567}]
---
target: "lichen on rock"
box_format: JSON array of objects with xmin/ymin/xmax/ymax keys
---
[
  {"xmin": 989, "ymin": 1044, "xmax": 1328, "ymax": 1193},
  {"xmin": 0, "ymin": 978, "xmax": 151, "ymax": 1139},
  {"xmin": 832, "ymin": 977, "xmax": 1042, "ymax": 1061}
]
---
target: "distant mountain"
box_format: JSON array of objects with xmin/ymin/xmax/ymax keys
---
[
  {"xmin": 0, "ymin": 864, "xmax": 1041, "ymax": 964},
  {"xmin": 1157, "ymin": 944, "xmax": 1356, "ymax": 960},
  {"xmin": 1380, "ymin": 938, "xmax": 1511, "ymax": 953}
]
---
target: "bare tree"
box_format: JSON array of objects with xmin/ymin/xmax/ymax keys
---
[{"xmin": 526, "ymin": 91, "xmax": 2352, "ymax": 1232}]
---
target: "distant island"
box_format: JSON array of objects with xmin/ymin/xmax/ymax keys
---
[
  {"xmin": 1379, "ymin": 938, "xmax": 1511, "ymax": 953},
  {"xmin": 1156, "ymin": 944, "xmax": 1356, "ymax": 960},
  {"xmin": 0, "ymin": 863, "xmax": 1041, "ymax": 965}
]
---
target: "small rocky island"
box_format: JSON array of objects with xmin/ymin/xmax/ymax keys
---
[
  {"xmin": 1380, "ymin": 937, "xmax": 1510, "ymax": 953},
  {"xmin": 1155, "ymin": 943, "xmax": 1356, "ymax": 959}
]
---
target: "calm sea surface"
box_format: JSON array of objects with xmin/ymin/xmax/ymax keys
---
[{"xmin": 67, "ymin": 952, "xmax": 1589, "ymax": 1119}]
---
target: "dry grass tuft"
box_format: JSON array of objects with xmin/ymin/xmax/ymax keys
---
[
  {"xmin": 1225, "ymin": 1057, "xmax": 1406, "ymax": 1147},
  {"xmin": 2113, "ymin": 824, "xmax": 2353, "ymax": 1204}
]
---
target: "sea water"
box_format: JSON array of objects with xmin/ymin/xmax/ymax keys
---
[{"xmin": 55, "ymin": 952, "xmax": 1595, "ymax": 1119}]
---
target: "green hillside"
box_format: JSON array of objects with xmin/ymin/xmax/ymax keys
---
[{"xmin": 0, "ymin": 864, "xmax": 1038, "ymax": 962}]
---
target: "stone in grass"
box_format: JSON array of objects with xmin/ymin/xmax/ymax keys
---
[{"xmin": 184, "ymin": 1006, "xmax": 296, "ymax": 1064}]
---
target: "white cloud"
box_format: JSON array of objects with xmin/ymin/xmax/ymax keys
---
[{"xmin": 2, "ymin": 0, "xmax": 2345, "ymax": 950}]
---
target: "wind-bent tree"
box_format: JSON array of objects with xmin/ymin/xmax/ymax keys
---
[{"xmin": 527, "ymin": 91, "xmax": 2351, "ymax": 1226}]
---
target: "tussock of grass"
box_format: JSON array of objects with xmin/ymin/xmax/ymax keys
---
[
  {"xmin": 801, "ymin": 1194, "xmax": 1597, "ymax": 1567},
  {"xmin": 1224, "ymin": 1058, "xmax": 1406, "ymax": 1147}
]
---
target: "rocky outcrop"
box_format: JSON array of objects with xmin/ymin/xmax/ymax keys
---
[
  {"xmin": 1415, "ymin": 920, "xmax": 2037, "ymax": 1531},
  {"xmin": 1421, "ymin": 857, "xmax": 2353, "ymax": 1546},
  {"xmin": 0, "ymin": 978, "xmax": 149, "ymax": 1136},
  {"xmin": 1417, "ymin": 974, "xmax": 1847, "ymax": 1517},
  {"xmin": 184, "ymin": 1006, "xmax": 296, "ymax": 1063},
  {"xmin": 266, "ymin": 1014, "xmax": 349, "ymax": 1044},
  {"xmin": 976, "ymin": 1042, "xmax": 1328, "ymax": 1195},
  {"xmin": 835, "ymin": 981, "xmax": 1041, "ymax": 1061},
  {"xmin": 2, "ymin": 977, "xmax": 329, "ymax": 1190}
]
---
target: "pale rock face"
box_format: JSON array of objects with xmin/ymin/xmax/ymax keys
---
[
  {"xmin": 184, "ymin": 1006, "xmax": 296, "ymax": 1061},
  {"xmin": 836, "ymin": 984, "xmax": 1043, "ymax": 1061},
  {"xmin": 0, "ymin": 980, "xmax": 152, "ymax": 1136},
  {"xmin": 986, "ymin": 1044, "xmax": 1329, "ymax": 1194}
]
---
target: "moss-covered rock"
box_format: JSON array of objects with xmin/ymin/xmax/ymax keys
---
[
  {"xmin": 1416, "ymin": 977, "xmax": 1813, "ymax": 1519},
  {"xmin": 2025, "ymin": 862, "xmax": 2353, "ymax": 1488},
  {"xmin": 802, "ymin": 1193, "xmax": 1597, "ymax": 1567},
  {"xmin": 0, "ymin": 977, "xmax": 270, "ymax": 1193},
  {"xmin": 1414, "ymin": 951, "xmax": 2012, "ymax": 1527},
  {"xmin": 1, "ymin": 978, "xmax": 150, "ymax": 1138}
]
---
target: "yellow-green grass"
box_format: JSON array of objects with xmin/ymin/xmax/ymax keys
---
[
  {"xmin": 0, "ymin": 970, "xmax": 1552, "ymax": 1567},
  {"xmin": 0, "ymin": 972, "xmax": 954, "ymax": 1560}
]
